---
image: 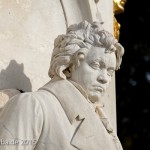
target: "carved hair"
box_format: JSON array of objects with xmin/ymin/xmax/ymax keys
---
[{"xmin": 49, "ymin": 20, "xmax": 124, "ymax": 79}]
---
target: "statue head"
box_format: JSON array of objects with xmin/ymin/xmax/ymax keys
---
[{"xmin": 49, "ymin": 21, "xmax": 124, "ymax": 102}]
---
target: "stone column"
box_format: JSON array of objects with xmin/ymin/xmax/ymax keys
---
[{"xmin": 0, "ymin": 0, "xmax": 115, "ymax": 128}]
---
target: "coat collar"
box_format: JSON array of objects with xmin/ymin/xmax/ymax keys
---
[{"xmin": 40, "ymin": 77, "xmax": 93, "ymax": 124}]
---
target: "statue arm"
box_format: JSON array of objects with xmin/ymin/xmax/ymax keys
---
[{"xmin": 0, "ymin": 93, "xmax": 44, "ymax": 150}]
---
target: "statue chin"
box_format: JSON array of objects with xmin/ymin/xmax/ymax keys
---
[{"xmin": 88, "ymin": 92, "xmax": 103, "ymax": 104}]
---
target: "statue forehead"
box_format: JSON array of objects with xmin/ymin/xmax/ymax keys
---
[
  {"xmin": 86, "ymin": 46, "xmax": 113, "ymax": 57},
  {"xmin": 86, "ymin": 46, "xmax": 116, "ymax": 64}
]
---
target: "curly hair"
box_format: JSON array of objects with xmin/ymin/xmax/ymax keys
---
[{"xmin": 49, "ymin": 20, "xmax": 124, "ymax": 79}]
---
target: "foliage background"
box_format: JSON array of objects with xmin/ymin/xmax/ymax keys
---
[{"xmin": 116, "ymin": 0, "xmax": 150, "ymax": 149}]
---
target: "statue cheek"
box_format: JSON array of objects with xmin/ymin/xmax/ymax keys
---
[{"xmin": 107, "ymin": 77, "xmax": 112, "ymax": 86}]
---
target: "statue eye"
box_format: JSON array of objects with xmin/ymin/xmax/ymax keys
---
[
  {"xmin": 107, "ymin": 69, "xmax": 115, "ymax": 76},
  {"xmin": 90, "ymin": 62, "xmax": 100, "ymax": 69}
]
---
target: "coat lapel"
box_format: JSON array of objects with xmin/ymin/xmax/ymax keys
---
[{"xmin": 70, "ymin": 107, "xmax": 114, "ymax": 150}]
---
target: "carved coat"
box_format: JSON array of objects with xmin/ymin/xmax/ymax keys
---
[{"xmin": 0, "ymin": 78, "xmax": 121, "ymax": 150}]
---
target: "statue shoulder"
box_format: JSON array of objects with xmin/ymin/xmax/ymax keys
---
[
  {"xmin": 0, "ymin": 92, "xmax": 44, "ymax": 142},
  {"xmin": 0, "ymin": 92, "xmax": 44, "ymax": 118},
  {"xmin": 0, "ymin": 89, "xmax": 21, "ymax": 109}
]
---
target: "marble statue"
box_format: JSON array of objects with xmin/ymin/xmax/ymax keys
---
[{"xmin": 0, "ymin": 21, "xmax": 124, "ymax": 150}]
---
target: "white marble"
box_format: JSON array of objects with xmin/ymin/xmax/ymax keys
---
[
  {"xmin": 0, "ymin": 21, "xmax": 124, "ymax": 150},
  {"xmin": 0, "ymin": 0, "xmax": 118, "ymax": 129}
]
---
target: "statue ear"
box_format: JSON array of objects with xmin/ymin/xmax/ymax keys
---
[
  {"xmin": 76, "ymin": 52, "xmax": 85, "ymax": 66},
  {"xmin": 74, "ymin": 48, "xmax": 88, "ymax": 68}
]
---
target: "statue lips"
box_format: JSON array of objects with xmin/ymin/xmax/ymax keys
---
[{"xmin": 93, "ymin": 85, "xmax": 104, "ymax": 93}]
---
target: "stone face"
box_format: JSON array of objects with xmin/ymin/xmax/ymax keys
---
[{"xmin": 49, "ymin": 20, "xmax": 124, "ymax": 106}]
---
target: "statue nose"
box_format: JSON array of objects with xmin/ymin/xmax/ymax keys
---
[{"xmin": 97, "ymin": 72, "xmax": 108, "ymax": 84}]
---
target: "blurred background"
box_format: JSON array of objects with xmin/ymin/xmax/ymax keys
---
[{"xmin": 116, "ymin": 0, "xmax": 150, "ymax": 149}]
